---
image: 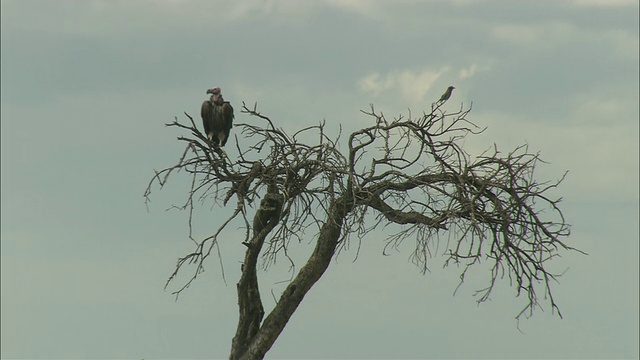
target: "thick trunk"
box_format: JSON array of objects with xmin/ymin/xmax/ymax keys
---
[
  {"xmin": 233, "ymin": 195, "xmax": 353, "ymax": 360},
  {"xmin": 229, "ymin": 238, "xmax": 265, "ymax": 360},
  {"xmin": 230, "ymin": 189, "xmax": 283, "ymax": 359}
]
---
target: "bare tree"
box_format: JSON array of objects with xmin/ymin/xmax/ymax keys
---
[{"xmin": 145, "ymin": 99, "xmax": 579, "ymax": 359}]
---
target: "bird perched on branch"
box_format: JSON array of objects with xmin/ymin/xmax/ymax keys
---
[
  {"xmin": 438, "ymin": 86, "xmax": 455, "ymax": 103},
  {"xmin": 201, "ymin": 87, "xmax": 234, "ymax": 148}
]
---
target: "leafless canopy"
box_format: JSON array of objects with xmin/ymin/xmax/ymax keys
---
[{"xmin": 145, "ymin": 101, "xmax": 577, "ymax": 359}]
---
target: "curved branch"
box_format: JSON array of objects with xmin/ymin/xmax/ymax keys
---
[{"xmin": 146, "ymin": 100, "xmax": 578, "ymax": 359}]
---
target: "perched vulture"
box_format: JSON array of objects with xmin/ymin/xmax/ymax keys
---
[{"xmin": 201, "ymin": 87, "xmax": 234, "ymax": 147}]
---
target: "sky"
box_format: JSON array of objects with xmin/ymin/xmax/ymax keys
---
[{"xmin": 1, "ymin": 0, "xmax": 638, "ymax": 359}]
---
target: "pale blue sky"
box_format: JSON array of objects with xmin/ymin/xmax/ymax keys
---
[{"xmin": 1, "ymin": 1, "xmax": 638, "ymax": 359}]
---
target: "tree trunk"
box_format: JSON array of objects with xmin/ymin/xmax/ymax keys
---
[
  {"xmin": 229, "ymin": 195, "xmax": 353, "ymax": 360},
  {"xmin": 230, "ymin": 188, "xmax": 282, "ymax": 359}
]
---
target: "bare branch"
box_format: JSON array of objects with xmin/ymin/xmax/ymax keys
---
[{"xmin": 146, "ymin": 100, "xmax": 577, "ymax": 359}]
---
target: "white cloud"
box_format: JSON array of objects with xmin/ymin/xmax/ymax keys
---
[
  {"xmin": 571, "ymin": 0, "xmax": 639, "ymax": 7},
  {"xmin": 458, "ymin": 63, "xmax": 492, "ymax": 79},
  {"xmin": 492, "ymin": 22, "xmax": 578, "ymax": 45},
  {"xmin": 492, "ymin": 25, "xmax": 541, "ymax": 43},
  {"xmin": 572, "ymin": 97, "xmax": 629, "ymax": 124},
  {"xmin": 492, "ymin": 21, "xmax": 639, "ymax": 62},
  {"xmin": 321, "ymin": 0, "xmax": 429, "ymax": 19},
  {"xmin": 322, "ymin": 0, "xmax": 384, "ymax": 19},
  {"xmin": 465, "ymin": 84, "xmax": 640, "ymax": 203},
  {"xmin": 221, "ymin": 0, "xmax": 318, "ymax": 22},
  {"xmin": 359, "ymin": 67, "xmax": 451, "ymax": 104},
  {"xmin": 0, "ymin": 0, "xmax": 319, "ymax": 37},
  {"xmin": 607, "ymin": 29, "xmax": 640, "ymax": 61}
]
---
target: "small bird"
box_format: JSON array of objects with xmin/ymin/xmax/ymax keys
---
[{"xmin": 438, "ymin": 86, "xmax": 455, "ymax": 103}]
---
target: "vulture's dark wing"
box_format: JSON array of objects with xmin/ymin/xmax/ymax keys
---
[
  {"xmin": 220, "ymin": 102, "xmax": 234, "ymax": 146},
  {"xmin": 201, "ymin": 100, "xmax": 213, "ymax": 139}
]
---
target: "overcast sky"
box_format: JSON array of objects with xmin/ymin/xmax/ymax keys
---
[{"xmin": 1, "ymin": 1, "xmax": 638, "ymax": 359}]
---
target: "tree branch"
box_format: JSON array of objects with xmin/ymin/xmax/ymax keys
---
[{"xmin": 146, "ymin": 100, "xmax": 578, "ymax": 359}]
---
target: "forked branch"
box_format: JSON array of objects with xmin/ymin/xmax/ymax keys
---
[{"xmin": 145, "ymin": 101, "xmax": 578, "ymax": 360}]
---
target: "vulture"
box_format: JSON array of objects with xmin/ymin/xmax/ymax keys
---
[{"xmin": 201, "ymin": 87, "xmax": 234, "ymax": 147}]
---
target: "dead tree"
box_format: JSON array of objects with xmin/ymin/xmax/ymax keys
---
[{"xmin": 145, "ymin": 100, "xmax": 579, "ymax": 360}]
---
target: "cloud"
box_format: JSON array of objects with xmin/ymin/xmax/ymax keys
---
[
  {"xmin": 322, "ymin": 0, "xmax": 383, "ymax": 19},
  {"xmin": 464, "ymin": 83, "xmax": 639, "ymax": 203},
  {"xmin": 571, "ymin": 0, "xmax": 639, "ymax": 7},
  {"xmin": 607, "ymin": 29, "xmax": 640, "ymax": 61},
  {"xmin": 221, "ymin": 0, "xmax": 318, "ymax": 22},
  {"xmin": 321, "ymin": 0, "xmax": 430, "ymax": 20},
  {"xmin": 492, "ymin": 22, "xmax": 578, "ymax": 45},
  {"xmin": 458, "ymin": 63, "xmax": 492, "ymax": 79},
  {"xmin": 0, "ymin": 0, "xmax": 319, "ymax": 38},
  {"xmin": 359, "ymin": 67, "xmax": 450, "ymax": 103},
  {"xmin": 491, "ymin": 21, "xmax": 638, "ymax": 63}
]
